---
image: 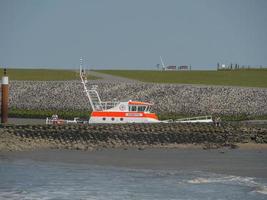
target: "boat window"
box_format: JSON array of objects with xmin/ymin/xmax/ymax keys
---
[
  {"xmin": 111, "ymin": 118, "xmax": 115, "ymax": 121},
  {"xmin": 131, "ymin": 106, "xmax": 137, "ymax": 111},
  {"xmin": 138, "ymin": 106, "xmax": 146, "ymax": 112},
  {"xmin": 120, "ymin": 118, "xmax": 123, "ymax": 121}
]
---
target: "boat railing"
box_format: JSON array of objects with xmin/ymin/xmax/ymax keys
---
[
  {"xmin": 101, "ymin": 101, "xmax": 120, "ymax": 110},
  {"xmin": 174, "ymin": 115, "xmax": 213, "ymax": 123}
]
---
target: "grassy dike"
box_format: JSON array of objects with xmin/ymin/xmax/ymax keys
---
[
  {"xmin": 96, "ymin": 69, "xmax": 267, "ymax": 88},
  {"xmin": 8, "ymin": 108, "xmax": 267, "ymax": 122}
]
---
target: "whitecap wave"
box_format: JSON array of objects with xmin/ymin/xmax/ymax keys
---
[
  {"xmin": 186, "ymin": 174, "xmax": 267, "ymax": 195},
  {"xmin": 187, "ymin": 177, "xmax": 215, "ymax": 184},
  {"xmin": 253, "ymin": 186, "xmax": 267, "ymax": 195},
  {"xmin": 187, "ymin": 175, "xmax": 258, "ymax": 186}
]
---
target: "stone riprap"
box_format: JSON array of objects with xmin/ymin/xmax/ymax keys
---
[
  {"xmin": 0, "ymin": 123, "xmax": 266, "ymax": 151},
  {"xmin": 9, "ymin": 80, "xmax": 267, "ymax": 116}
]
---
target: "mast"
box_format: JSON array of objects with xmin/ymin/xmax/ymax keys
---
[{"xmin": 79, "ymin": 57, "xmax": 103, "ymax": 111}]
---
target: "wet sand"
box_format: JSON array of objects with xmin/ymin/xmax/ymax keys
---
[{"xmin": 1, "ymin": 147, "xmax": 267, "ymax": 178}]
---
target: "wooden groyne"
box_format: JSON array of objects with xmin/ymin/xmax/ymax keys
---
[{"xmin": 1, "ymin": 123, "xmax": 266, "ymax": 151}]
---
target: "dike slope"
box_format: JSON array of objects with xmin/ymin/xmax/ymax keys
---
[{"xmin": 9, "ymin": 80, "xmax": 267, "ymax": 116}]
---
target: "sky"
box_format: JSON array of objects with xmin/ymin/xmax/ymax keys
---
[{"xmin": 0, "ymin": 0, "xmax": 267, "ymax": 70}]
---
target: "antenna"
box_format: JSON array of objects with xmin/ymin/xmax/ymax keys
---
[
  {"xmin": 80, "ymin": 57, "xmax": 83, "ymax": 67},
  {"xmin": 79, "ymin": 57, "xmax": 83, "ymax": 75},
  {"xmin": 160, "ymin": 56, "xmax": 166, "ymax": 70}
]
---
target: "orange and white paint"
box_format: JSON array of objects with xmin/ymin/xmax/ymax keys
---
[
  {"xmin": 79, "ymin": 58, "xmax": 160, "ymax": 124},
  {"xmin": 89, "ymin": 100, "xmax": 159, "ymax": 123}
]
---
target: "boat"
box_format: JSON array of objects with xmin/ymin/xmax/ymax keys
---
[
  {"xmin": 46, "ymin": 115, "xmax": 65, "ymax": 125},
  {"xmin": 79, "ymin": 58, "xmax": 213, "ymax": 124},
  {"xmin": 46, "ymin": 115, "xmax": 87, "ymax": 125}
]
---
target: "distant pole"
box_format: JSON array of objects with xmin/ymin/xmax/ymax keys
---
[{"xmin": 1, "ymin": 68, "xmax": 9, "ymax": 124}]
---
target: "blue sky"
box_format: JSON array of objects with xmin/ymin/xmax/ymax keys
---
[{"xmin": 0, "ymin": 0, "xmax": 266, "ymax": 69}]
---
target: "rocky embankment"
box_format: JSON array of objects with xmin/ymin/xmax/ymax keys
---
[
  {"xmin": 9, "ymin": 80, "xmax": 267, "ymax": 116},
  {"xmin": 1, "ymin": 123, "xmax": 266, "ymax": 152}
]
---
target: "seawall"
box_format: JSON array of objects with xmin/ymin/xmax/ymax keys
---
[{"xmin": 1, "ymin": 123, "xmax": 266, "ymax": 151}]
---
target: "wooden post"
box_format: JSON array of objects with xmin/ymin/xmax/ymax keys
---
[{"xmin": 1, "ymin": 68, "xmax": 9, "ymax": 124}]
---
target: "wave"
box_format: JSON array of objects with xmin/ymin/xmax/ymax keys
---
[
  {"xmin": 186, "ymin": 175, "xmax": 267, "ymax": 195},
  {"xmin": 253, "ymin": 186, "xmax": 267, "ymax": 195},
  {"xmin": 187, "ymin": 175, "xmax": 257, "ymax": 185}
]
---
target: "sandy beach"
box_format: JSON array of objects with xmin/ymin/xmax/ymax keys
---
[{"xmin": 1, "ymin": 147, "xmax": 267, "ymax": 178}]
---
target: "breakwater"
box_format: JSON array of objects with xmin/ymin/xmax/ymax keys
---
[
  {"xmin": 9, "ymin": 80, "xmax": 267, "ymax": 116},
  {"xmin": 1, "ymin": 123, "xmax": 266, "ymax": 151}
]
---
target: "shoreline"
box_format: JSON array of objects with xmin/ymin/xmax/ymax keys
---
[
  {"xmin": 1, "ymin": 122, "xmax": 266, "ymax": 179},
  {"xmin": 1, "ymin": 147, "xmax": 267, "ymax": 178}
]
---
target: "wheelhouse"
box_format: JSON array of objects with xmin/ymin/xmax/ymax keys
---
[{"xmin": 128, "ymin": 101, "xmax": 153, "ymax": 112}]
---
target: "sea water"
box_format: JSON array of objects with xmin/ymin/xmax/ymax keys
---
[{"xmin": 0, "ymin": 159, "xmax": 267, "ymax": 200}]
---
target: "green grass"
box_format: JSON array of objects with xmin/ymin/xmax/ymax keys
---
[
  {"xmin": 0, "ymin": 68, "xmax": 98, "ymax": 81},
  {"xmin": 97, "ymin": 69, "xmax": 267, "ymax": 87},
  {"xmin": 9, "ymin": 108, "xmax": 90, "ymax": 120}
]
